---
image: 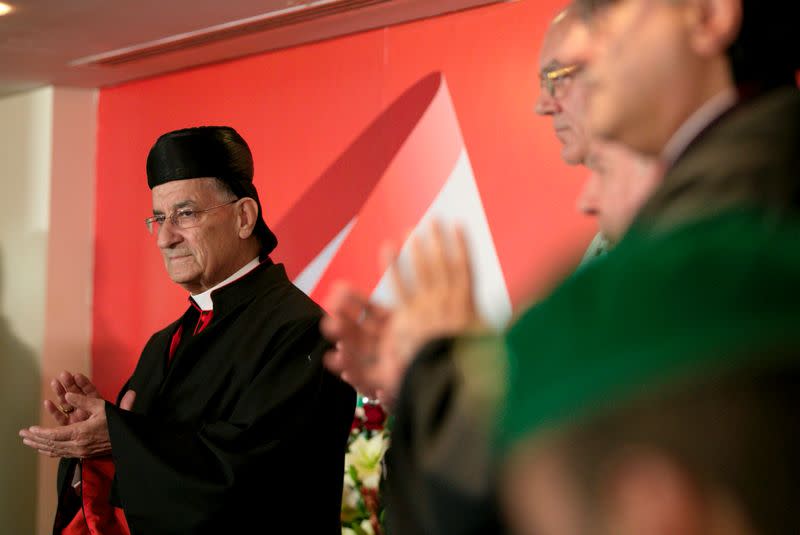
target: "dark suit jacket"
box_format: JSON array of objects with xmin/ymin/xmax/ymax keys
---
[{"xmin": 637, "ymin": 86, "xmax": 800, "ymax": 232}]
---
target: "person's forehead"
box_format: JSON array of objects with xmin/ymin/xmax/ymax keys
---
[
  {"xmin": 539, "ymin": 26, "xmax": 571, "ymax": 69},
  {"xmin": 549, "ymin": 17, "xmax": 594, "ymax": 68},
  {"xmin": 151, "ymin": 177, "xmax": 218, "ymax": 206}
]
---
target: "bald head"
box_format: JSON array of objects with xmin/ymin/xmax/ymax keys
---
[{"xmin": 535, "ymin": 8, "xmax": 590, "ymax": 165}]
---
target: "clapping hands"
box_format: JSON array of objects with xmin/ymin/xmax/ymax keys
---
[{"xmin": 322, "ymin": 222, "xmax": 484, "ymax": 409}]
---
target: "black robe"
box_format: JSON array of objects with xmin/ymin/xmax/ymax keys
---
[{"xmin": 55, "ymin": 261, "xmax": 356, "ymax": 534}]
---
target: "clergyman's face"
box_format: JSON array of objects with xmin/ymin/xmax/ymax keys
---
[
  {"xmin": 580, "ymin": 140, "xmax": 662, "ymax": 242},
  {"xmin": 535, "ymin": 16, "xmax": 591, "ymax": 165},
  {"xmin": 151, "ymin": 178, "xmax": 240, "ymax": 294}
]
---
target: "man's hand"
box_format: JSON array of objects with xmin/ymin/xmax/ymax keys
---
[
  {"xmin": 20, "ymin": 390, "xmax": 136, "ymax": 459},
  {"xmin": 321, "ymin": 284, "xmax": 391, "ymax": 399},
  {"xmin": 44, "ymin": 371, "xmax": 101, "ymax": 426},
  {"xmin": 377, "ymin": 223, "xmax": 483, "ymax": 405},
  {"xmin": 322, "ymin": 222, "xmax": 483, "ymax": 409}
]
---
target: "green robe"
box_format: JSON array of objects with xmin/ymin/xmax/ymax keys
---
[{"xmin": 499, "ymin": 208, "xmax": 800, "ymax": 451}]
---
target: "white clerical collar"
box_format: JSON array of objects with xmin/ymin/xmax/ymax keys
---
[
  {"xmin": 190, "ymin": 257, "xmax": 260, "ymax": 311},
  {"xmin": 662, "ymin": 88, "xmax": 738, "ymax": 166}
]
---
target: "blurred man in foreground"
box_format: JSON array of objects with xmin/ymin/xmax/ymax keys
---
[{"xmin": 500, "ymin": 0, "xmax": 800, "ymax": 531}]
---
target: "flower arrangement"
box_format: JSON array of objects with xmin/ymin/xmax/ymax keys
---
[{"xmin": 341, "ymin": 397, "xmax": 389, "ymax": 535}]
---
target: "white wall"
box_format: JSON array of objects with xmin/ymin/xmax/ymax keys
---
[
  {"xmin": 0, "ymin": 86, "xmax": 53, "ymax": 535},
  {"xmin": 0, "ymin": 86, "xmax": 97, "ymax": 535},
  {"xmin": 37, "ymin": 87, "xmax": 97, "ymax": 534}
]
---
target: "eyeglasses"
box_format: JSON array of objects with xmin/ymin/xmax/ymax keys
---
[
  {"xmin": 540, "ymin": 64, "xmax": 582, "ymax": 98},
  {"xmin": 145, "ymin": 200, "xmax": 237, "ymax": 235}
]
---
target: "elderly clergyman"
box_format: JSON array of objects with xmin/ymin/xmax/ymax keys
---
[{"xmin": 20, "ymin": 126, "xmax": 356, "ymax": 534}]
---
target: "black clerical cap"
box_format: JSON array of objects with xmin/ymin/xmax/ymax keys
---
[{"xmin": 146, "ymin": 126, "xmax": 277, "ymax": 255}]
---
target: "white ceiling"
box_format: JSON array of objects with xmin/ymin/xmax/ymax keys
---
[{"xmin": 0, "ymin": 0, "xmax": 506, "ymax": 97}]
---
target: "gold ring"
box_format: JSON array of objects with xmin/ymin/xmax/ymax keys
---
[{"xmin": 59, "ymin": 404, "xmax": 75, "ymax": 415}]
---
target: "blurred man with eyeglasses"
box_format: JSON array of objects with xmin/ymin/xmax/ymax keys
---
[
  {"xmin": 535, "ymin": 9, "xmax": 662, "ymax": 253},
  {"xmin": 20, "ymin": 126, "xmax": 355, "ymax": 535},
  {"xmin": 536, "ymin": 11, "xmax": 590, "ymax": 167}
]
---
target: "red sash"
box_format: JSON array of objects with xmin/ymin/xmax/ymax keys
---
[{"xmin": 61, "ymin": 457, "xmax": 130, "ymax": 535}]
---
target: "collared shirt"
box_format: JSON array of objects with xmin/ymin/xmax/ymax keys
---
[
  {"xmin": 662, "ymin": 88, "xmax": 738, "ymax": 167},
  {"xmin": 190, "ymin": 257, "xmax": 260, "ymax": 311},
  {"xmin": 579, "ymin": 232, "xmax": 611, "ymax": 267}
]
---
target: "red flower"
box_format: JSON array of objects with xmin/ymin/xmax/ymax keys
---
[
  {"xmin": 363, "ymin": 404, "xmax": 387, "ymax": 430},
  {"xmin": 361, "ymin": 487, "xmax": 385, "ymax": 535}
]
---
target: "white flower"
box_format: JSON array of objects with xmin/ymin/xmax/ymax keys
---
[
  {"xmin": 342, "ymin": 479, "xmax": 361, "ymax": 510},
  {"xmin": 344, "ymin": 451, "xmax": 358, "ymax": 487},
  {"xmin": 348, "ymin": 432, "xmax": 388, "ymax": 489},
  {"xmin": 360, "ymin": 519, "xmax": 375, "ymax": 535},
  {"xmin": 342, "ymin": 528, "xmax": 358, "ymax": 535}
]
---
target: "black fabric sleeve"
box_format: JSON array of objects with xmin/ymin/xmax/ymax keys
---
[{"xmin": 385, "ymin": 335, "xmax": 509, "ymax": 535}]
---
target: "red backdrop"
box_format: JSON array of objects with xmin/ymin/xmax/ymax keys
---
[{"xmin": 92, "ymin": 0, "xmax": 593, "ymax": 399}]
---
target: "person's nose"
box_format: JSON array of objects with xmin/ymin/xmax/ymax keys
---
[
  {"xmin": 560, "ymin": 21, "xmax": 593, "ymax": 66},
  {"xmin": 156, "ymin": 219, "xmax": 183, "ymax": 250},
  {"xmin": 535, "ymin": 87, "xmax": 560, "ymax": 116}
]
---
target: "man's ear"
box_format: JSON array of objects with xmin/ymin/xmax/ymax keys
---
[
  {"xmin": 686, "ymin": 0, "xmax": 742, "ymax": 57},
  {"xmin": 235, "ymin": 198, "xmax": 259, "ymax": 239},
  {"xmin": 603, "ymin": 449, "xmax": 706, "ymax": 535}
]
